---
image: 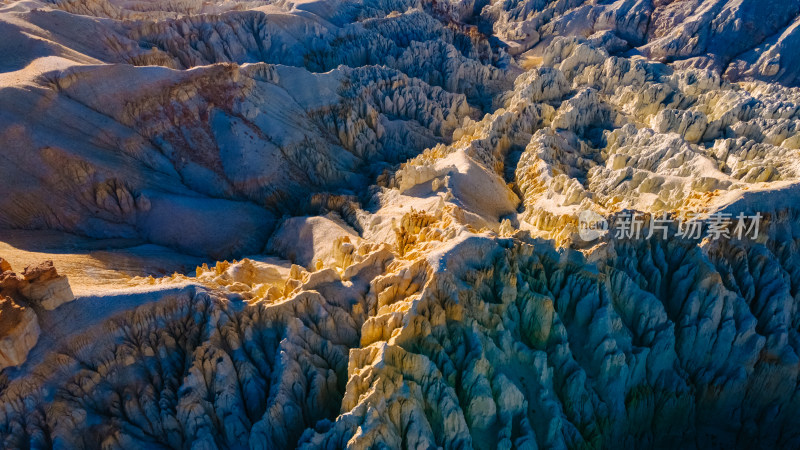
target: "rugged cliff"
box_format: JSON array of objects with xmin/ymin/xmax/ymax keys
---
[{"xmin": 1, "ymin": 0, "xmax": 800, "ymax": 448}]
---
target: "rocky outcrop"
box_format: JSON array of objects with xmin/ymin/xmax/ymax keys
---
[
  {"xmin": 2, "ymin": 0, "xmax": 800, "ymax": 448},
  {"xmin": 0, "ymin": 296, "xmax": 40, "ymax": 370},
  {"xmin": 0, "ymin": 240, "xmax": 395, "ymax": 448},
  {"xmin": 0, "ymin": 59, "xmax": 475, "ymax": 257},
  {"xmin": 2, "ymin": 204, "xmax": 799, "ymax": 448},
  {"xmin": 481, "ymin": 0, "xmax": 800, "ymax": 86},
  {"xmin": 0, "ymin": 258, "xmax": 78, "ymax": 370},
  {"xmin": 390, "ymin": 37, "xmax": 800, "ymax": 244},
  {"xmin": 5, "ymin": 0, "xmax": 799, "ymax": 259},
  {"xmin": 1, "ymin": 260, "xmax": 75, "ymax": 310},
  {"xmin": 1, "ymin": 0, "xmax": 504, "ymax": 259},
  {"xmin": 18, "ymin": 261, "xmax": 75, "ymax": 311}
]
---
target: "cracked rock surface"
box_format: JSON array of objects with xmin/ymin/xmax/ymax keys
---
[{"xmin": 1, "ymin": 0, "xmax": 800, "ymax": 449}]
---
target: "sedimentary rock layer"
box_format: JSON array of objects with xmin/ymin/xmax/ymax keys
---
[{"xmin": 1, "ymin": 0, "xmax": 800, "ymax": 449}]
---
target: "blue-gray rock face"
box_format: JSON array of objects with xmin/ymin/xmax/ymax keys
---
[{"xmin": 1, "ymin": 0, "xmax": 800, "ymax": 449}]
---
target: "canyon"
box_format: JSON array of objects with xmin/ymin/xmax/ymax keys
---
[{"xmin": 1, "ymin": 0, "xmax": 800, "ymax": 448}]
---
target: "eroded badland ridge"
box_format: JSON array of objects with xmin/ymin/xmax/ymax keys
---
[{"xmin": 1, "ymin": 0, "xmax": 800, "ymax": 448}]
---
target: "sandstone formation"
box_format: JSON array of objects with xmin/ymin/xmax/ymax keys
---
[
  {"xmin": 1, "ymin": 260, "xmax": 76, "ymax": 310},
  {"xmin": 0, "ymin": 296, "xmax": 39, "ymax": 370},
  {"xmin": 1, "ymin": 0, "xmax": 800, "ymax": 449},
  {"xmin": 19, "ymin": 261, "xmax": 75, "ymax": 310},
  {"xmin": 0, "ymin": 259, "xmax": 76, "ymax": 369}
]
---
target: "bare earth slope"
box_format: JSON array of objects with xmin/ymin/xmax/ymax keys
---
[{"xmin": 1, "ymin": 0, "xmax": 800, "ymax": 449}]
